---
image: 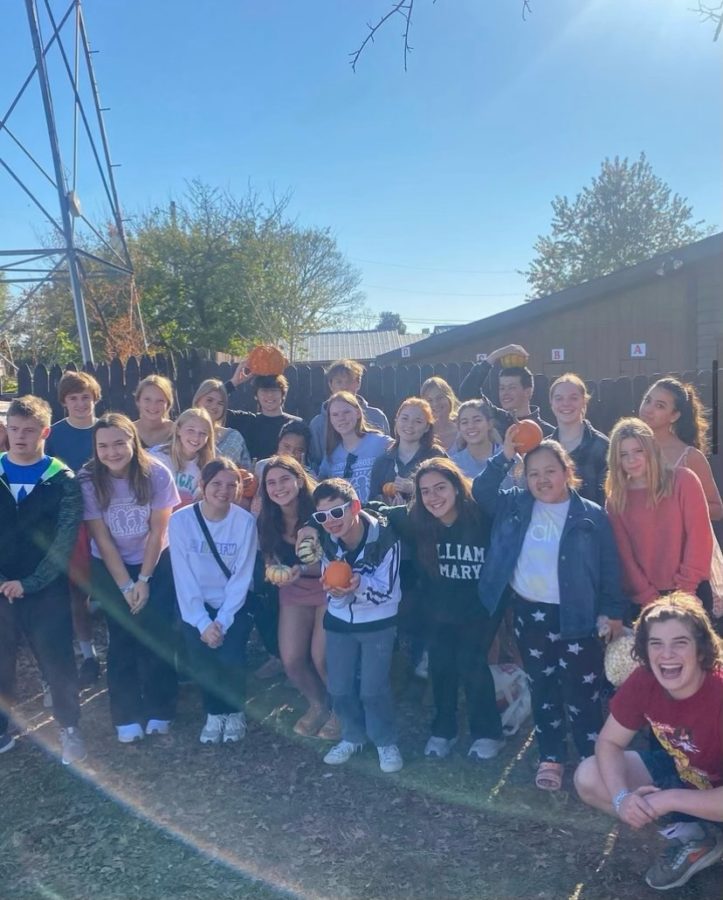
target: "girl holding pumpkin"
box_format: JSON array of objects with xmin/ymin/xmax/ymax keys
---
[
  {"xmin": 168, "ymin": 458, "xmax": 257, "ymax": 744},
  {"xmin": 369, "ymin": 398, "xmax": 444, "ymax": 503},
  {"xmin": 192, "ymin": 378, "xmax": 252, "ymax": 468},
  {"xmin": 318, "ymin": 391, "xmax": 393, "ymax": 503},
  {"xmin": 151, "ymin": 408, "xmax": 216, "ymax": 508},
  {"xmin": 473, "ymin": 429, "xmax": 626, "ymax": 791},
  {"xmin": 132, "ymin": 375, "xmax": 175, "ymax": 451},
  {"xmin": 450, "ymin": 399, "xmax": 502, "ymax": 479},
  {"xmin": 257, "ymin": 455, "xmax": 333, "ymax": 737},
  {"xmin": 421, "ymin": 376, "xmax": 460, "ymax": 452},
  {"xmin": 605, "ymin": 418, "xmax": 714, "ymax": 615}
]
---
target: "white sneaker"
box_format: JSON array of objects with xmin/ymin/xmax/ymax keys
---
[
  {"xmin": 60, "ymin": 726, "xmax": 87, "ymax": 765},
  {"xmin": 222, "ymin": 712, "xmax": 247, "ymax": 743},
  {"xmin": 200, "ymin": 713, "xmax": 226, "ymax": 745},
  {"xmin": 424, "ymin": 735, "xmax": 458, "ymax": 758},
  {"xmin": 145, "ymin": 719, "xmax": 172, "ymax": 736},
  {"xmin": 323, "ymin": 740, "xmax": 364, "ymax": 765},
  {"xmin": 468, "ymin": 737, "xmax": 505, "ymax": 760},
  {"xmin": 414, "ymin": 651, "xmax": 429, "ymax": 679},
  {"xmin": 377, "ymin": 744, "xmax": 403, "ymax": 773},
  {"xmin": 116, "ymin": 723, "xmax": 144, "ymax": 744}
]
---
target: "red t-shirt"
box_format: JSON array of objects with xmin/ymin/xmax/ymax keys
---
[{"xmin": 610, "ymin": 666, "xmax": 723, "ymax": 790}]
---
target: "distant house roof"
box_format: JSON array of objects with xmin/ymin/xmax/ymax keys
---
[
  {"xmin": 285, "ymin": 330, "xmax": 428, "ymax": 365},
  {"xmin": 376, "ymin": 232, "xmax": 723, "ymax": 363}
]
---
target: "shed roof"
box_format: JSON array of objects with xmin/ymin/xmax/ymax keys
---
[
  {"xmin": 376, "ymin": 232, "xmax": 723, "ymax": 363},
  {"xmin": 285, "ymin": 330, "xmax": 428, "ymax": 364}
]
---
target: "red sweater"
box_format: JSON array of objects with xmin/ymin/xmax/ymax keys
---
[{"xmin": 607, "ymin": 467, "xmax": 713, "ymax": 606}]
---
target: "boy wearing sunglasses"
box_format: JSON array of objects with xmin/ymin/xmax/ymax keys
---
[{"xmin": 308, "ymin": 478, "xmax": 403, "ymax": 773}]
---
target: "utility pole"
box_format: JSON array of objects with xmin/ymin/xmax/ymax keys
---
[{"xmin": 24, "ymin": 0, "xmax": 94, "ymax": 364}]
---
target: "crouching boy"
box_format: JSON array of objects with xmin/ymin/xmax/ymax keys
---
[
  {"xmin": 307, "ymin": 478, "xmax": 403, "ymax": 773},
  {"xmin": 574, "ymin": 593, "xmax": 723, "ymax": 891}
]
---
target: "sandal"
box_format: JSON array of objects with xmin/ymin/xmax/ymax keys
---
[
  {"xmin": 535, "ymin": 761, "xmax": 564, "ymax": 792},
  {"xmin": 292, "ymin": 707, "xmax": 329, "ymax": 737}
]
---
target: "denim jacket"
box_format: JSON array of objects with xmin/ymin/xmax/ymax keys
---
[{"xmin": 472, "ymin": 450, "xmax": 626, "ymax": 638}]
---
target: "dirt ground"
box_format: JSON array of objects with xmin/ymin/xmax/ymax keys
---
[{"xmin": 1, "ymin": 638, "xmax": 720, "ymax": 900}]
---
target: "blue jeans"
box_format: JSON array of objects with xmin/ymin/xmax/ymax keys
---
[{"xmin": 325, "ymin": 625, "xmax": 397, "ymax": 746}]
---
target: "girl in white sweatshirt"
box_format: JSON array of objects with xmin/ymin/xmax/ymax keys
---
[{"xmin": 168, "ymin": 457, "xmax": 257, "ymax": 744}]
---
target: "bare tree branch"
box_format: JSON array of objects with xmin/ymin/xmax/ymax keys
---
[
  {"xmin": 692, "ymin": 1, "xmax": 723, "ymax": 40},
  {"xmin": 350, "ymin": 1, "xmax": 415, "ymax": 72}
]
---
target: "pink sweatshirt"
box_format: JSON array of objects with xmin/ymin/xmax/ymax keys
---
[{"xmin": 607, "ymin": 467, "xmax": 713, "ymax": 606}]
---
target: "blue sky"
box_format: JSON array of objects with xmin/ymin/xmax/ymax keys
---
[{"xmin": 1, "ymin": 0, "xmax": 720, "ymax": 333}]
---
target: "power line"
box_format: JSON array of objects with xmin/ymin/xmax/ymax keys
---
[
  {"xmin": 352, "ymin": 256, "xmax": 519, "ymax": 275},
  {"xmin": 363, "ymin": 283, "xmax": 522, "ymax": 298}
]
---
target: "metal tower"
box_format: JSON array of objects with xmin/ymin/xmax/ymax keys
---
[{"xmin": 0, "ymin": 0, "xmax": 143, "ymax": 364}]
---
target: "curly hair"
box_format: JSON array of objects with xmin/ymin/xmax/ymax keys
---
[
  {"xmin": 643, "ymin": 378, "xmax": 710, "ymax": 454},
  {"xmin": 632, "ymin": 591, "xmax": 723, "ymax": 672}
]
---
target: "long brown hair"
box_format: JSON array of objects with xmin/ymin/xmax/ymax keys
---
[
  {"xmin": 643, "ymin": 377, "xmax": 710, "ymax": 454},
  {"xmin": 409, "ymin": 458, "xmax": 484, "ymax": 579},
  {"xmin": 257, "ymin": 455, "xmax": 317, "ymax": 562},
  {"xmin": 325, "ymin": 390, "xmax": 382, "ymax": 458},
  {"xmin": 606, "ymin": 418, "xmax": 672, "ymax": 513},
  {"xmin": 82, "ymin": 413, "xmax": 152, "ymax": 510}
]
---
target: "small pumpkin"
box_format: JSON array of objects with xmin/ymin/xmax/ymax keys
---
[
  {"xmin": 297, "ymin": 536, "xmax": 323, "ymax": 565},
  {"xmin": 237, "ymin": 468, "xmax": 258, "ymax": 499},
  {"xmin": 265, "ymin": 563, "xmax": 295, "ymax": 586},
  {"xmin": 247, "ymin": 344, "xmax": 288, "ymax": 376},
  {"xmin": 512, "ymin": 419, "xmax": 543, "ymax": 455},
  {"xmin": 499, "ymin": 352, "xmax": 529, "ymax": 369},
  {"xmin": 604, "ymin": 633, "xmax": 637, "ymax": 687},
  {"xmin": 323, "ymin": 559, "xmax": 353, "ymax": 590},
  {"xmin": 382, "ymin": 482, "xmax": 398, "ymax": 500}
]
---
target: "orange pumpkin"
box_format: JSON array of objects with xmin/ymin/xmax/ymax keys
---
[
  {"xmin": 323, "ymin": 560, "xmax": 353, "ymax": 590},
  {"xmin": 382, "ymin": 482, "xmax": 397, "ymax": 500},
  {"xmin": 512, "ymin": 419, "xmax": 543, "ymax": 454},
  {"xmin": 238, "ymin": 468, "xmax": 258, "ymax": 499},
  {"xmin": 247, "ymin": 344, "xmax": 288, "ymax": 376}
]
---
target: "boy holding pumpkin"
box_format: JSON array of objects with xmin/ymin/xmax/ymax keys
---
[{"xmin": 301, "ymin": 477, "xmax": 403, "ymax": 772}]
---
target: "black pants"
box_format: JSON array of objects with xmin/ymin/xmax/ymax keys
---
[
  {"xmin": 428, "ymin": 602, "xmax": 507, "ymax": 741},
  {"xmin": 513, "ymin": 596, "xmax": 603, "ymax": 764},
  {"xmin": 181, "ymin": 608, "xmax": 252, "ymax": 715},
  {"xmin": 91, "ymin": 550, "xmax": 177, "ymax": 727},
  {"xmin": 0, "ymin": 582, "xmax": 80, "ymax": 735}
]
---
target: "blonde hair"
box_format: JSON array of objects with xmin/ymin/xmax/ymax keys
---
[
  {"xmin": 134, "ymin": 374, "xmax": 174, "ymax": 411},
  {"xmin": 192, "ymin": 378, "xmax": 228, "ymax": 426},
  {"xmin": 421, "ymin": 376, "xmax": 459, "ymax": 421},
  {"xmin": 605, "ymin": 417, "xmax": 672, "ymax": 513},
  {"xmin": 161, "ymin": 407, "xmax": 216, "ymax": 473},
  {"xmin": 549, "ymin": 373, "xmax": 590, "ymax": 408}
]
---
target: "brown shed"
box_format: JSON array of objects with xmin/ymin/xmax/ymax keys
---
[{"xmin": 379, "ymin": 233, "xmax": 723, "ymax": 381}]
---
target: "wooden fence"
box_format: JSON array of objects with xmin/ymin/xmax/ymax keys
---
[{"xmin": 13, "ymin": 350, "xmax": 717, "ymax": 448}]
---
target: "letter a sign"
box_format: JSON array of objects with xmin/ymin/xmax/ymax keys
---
[{"xmin": 630, "ymin": 343, "xmax": 647, "ymax": 358}]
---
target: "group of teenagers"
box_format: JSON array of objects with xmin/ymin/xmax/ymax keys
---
[{"xmin": 1, "ymin": 345, "xmax": 722, "ymax": 892}]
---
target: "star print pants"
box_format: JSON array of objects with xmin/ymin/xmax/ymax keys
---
[{"xmin": 512, "ymin": 595, "xmax": 604, "ymax": 764}]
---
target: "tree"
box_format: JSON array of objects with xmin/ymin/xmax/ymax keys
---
[
  {"xmin": 375, "ymin": 311, "xmax": 407, "ymax": 334},
  {"xmin": 131, "ymin": 181, "xmax": 363, "ymax": 357},
  {"xmin": 523, "ymin": 153, "xmax": 712, "ymax": 297}
]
